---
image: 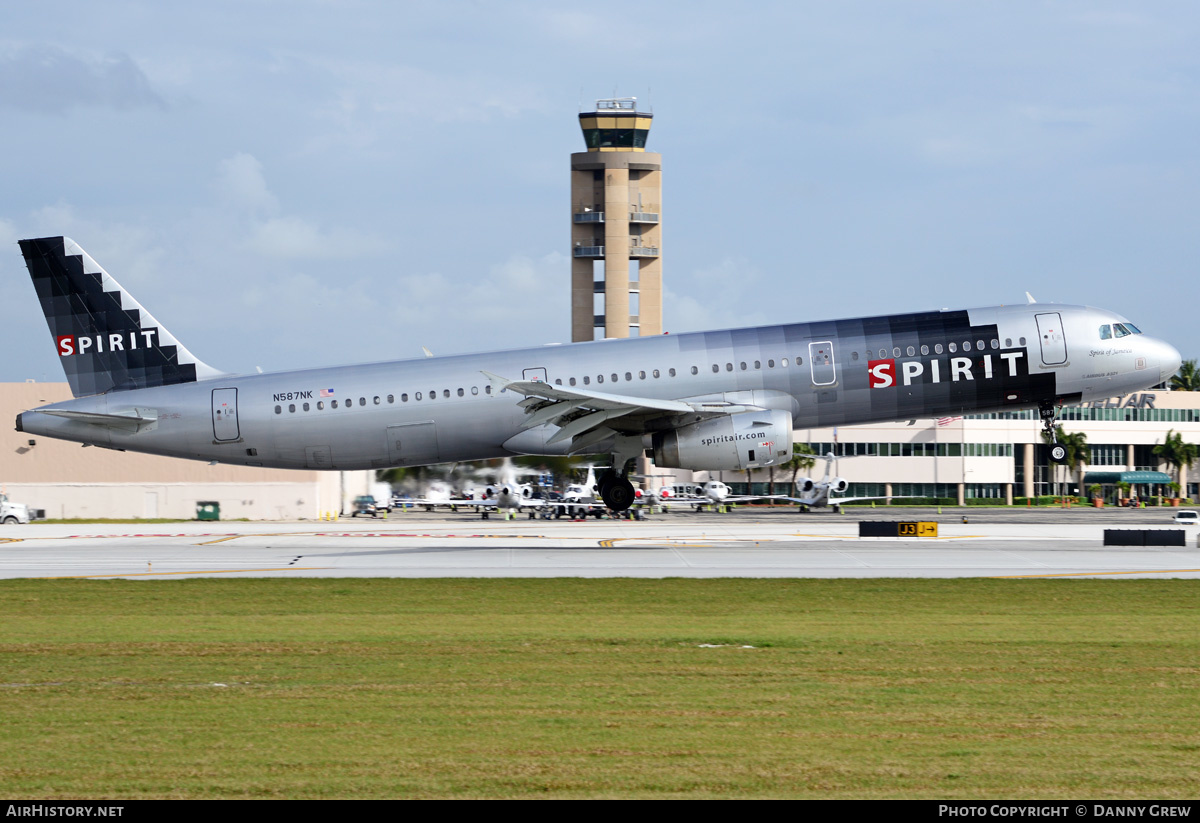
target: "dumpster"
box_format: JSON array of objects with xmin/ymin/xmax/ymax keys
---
[{"xmin": 196, "ymin": 501, "xmax": 220, "ymax": 521}]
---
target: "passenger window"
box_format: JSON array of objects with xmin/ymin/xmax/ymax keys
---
[
  {"xmin": 317, "ymin": 401, "xmax": 324, "ymax": 410},
  {"xmin": 935, "ymin": 344, "xmax": 943, "ymax": 354},
  {"xmin": 303, "ymin": 402, "xmax": 310, "ymax": 411},
  {"xmin": 652, "ymin": 369, "xmax": 660, "ymax": 378},
  {"xmin": 669, "ymin": 368, "xmax": 676, "ymax": 377},
  {"xmin": 569, "ymin": 377, "xmax": 577, "ymax": 386},
  {"xmin": 976, "ymin": 340, "xmax": 985, "ymax": 350},
  {"xmin": 359, "ymin": 397, "xmax": 366, "ymax": 405},
  {"xmin": 920, "ymin": 345, "xmax": 928, "ymax": 355},
  {"xmin": 413, "ymin": 394, "xmax": 420, "ymax": 401},
  {"xmin": 782, "ymin": 358, "xmax": 789, "ymax": 367},
  {"xmin": 712, "ymin": 364, "xmax": 719, "ymax": 373},
  {"xmin": 597, "ymin": 375, "xmax": 604, "ymax": 383},
  {"xmin": 638, "ymin": 371, "xmax": 645, "ymax": 379},
  {"xmin": 796, "ymin": 355, "xmax": 803, "ymax": 365},
  {"xmin": 457, "ymin": 388, "xmax": 464, "ymax": 397},
  {"xmin": 948, "ymin": 343, "xmax": 957, "ymax": 353},
  {"xmin": 768, "ymin": 359, "xmax": 775, "ymax": 368},
  {"xmin": 400, "ymin": 394, "xmax": 408, "ymax": 402},
  {"xmin": 624, "ymin": 372, "xmax": 632, "ymax": 381},
  {"xmin": 373, "ymin": 396, "xmax": 380, "ymax": 405},
  {"xmin": 289, "ymin": 404, "xmax": 295, "ymax": 413},
  {"xmin": 754, "ymin": 360, "xmax": 761, "ymax": 369},
  {"xmin": 554, "ymin": 379, "xmax": 561, "ymax": 385},
  {"xmin": 332, "ymin": 400, "xmax": 340, "ymax": 408},
  {"xmin": 1019, "ymin": 337, "xmax": 1026, "ymax": 346},
  {"xmin": 612, "ymin": 373, "xmax": 619, "ymax": 382},
  {"xmin": 274, "ymin": 405, "xmax": 281, "ymax": 415},
  {"xmin": 906, "ymin": 346, "xmax": 915, "ymax": 356},
  {"xmin": 583, "ymin": 376, "xmax": 590, "ymax": 385},
  {"xmin": 740, "ymin": 362, "xmax": 747, "ymax": 370},
  {"xmin": 471, "ymin": 387, "xmax": 479, "ymax": 395},
  {"xmin": 1004, "ymin": 338, "xmax": 1012, "ymax": 347},
  {"xmin": 990, "ymin": 340, "xmax": 999, "ymax": 349},
  {"xmin": 893, "ymin": 348, "xmax": 901, "ymax": 357},
  {"xmin": 691, "ymin": 366, "xmax": 698, "ymax": 375},
  {"xmin": 726, "ymin": 363, "xmax": 733, "ymax": 372},
  {"xmin": 485, "ymin": 385, "xmax": 491, "ymax": 394},
  {"xmin": 962, "ymin": 341, "xmax": 972, "ymax": 352},
  {"xmin": 387, "ymin": 395, "xmax": 394, "ymax": 403},
  {"xmin": 443, "ymin": 390, "xmax": 450, "ymax": 398}
]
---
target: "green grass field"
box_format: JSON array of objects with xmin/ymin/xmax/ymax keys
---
[{"xmin": 1, "ymin": 578, "xmax": 1197, "ymax": 799}]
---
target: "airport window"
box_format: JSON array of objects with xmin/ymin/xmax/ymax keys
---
[
  {"xmin": 317, "ymin": 401, "xmax": 324, "ymax": 410},
  {"xmin": 274, "ymin": 405, "xmax": 281, "ymax": 415},
  {"xmin": 471, "ymin": 386, "xmax": 479, "ymax": 395},
  {"xmin": 332, "ymin": 400, "xmax": 339, "ymax": 408},
  {"xmin": 948, "ymin": 343, "xmax": 957, "ymax": 353},
  {"xmin": 920, "ymin": 345, "xmax": 929, "ymax": 355},
  {"xmin": 289, "ymin": 404, "xmax": 295, "ymax": 413},
  {"xmin": 457, "ymin": 388, "xmax": 464, "ymax": 397},
  {"xmin": 935, "ymin": 343, "xmax": 943, "ymax": 354},
  {"xmin": 669, "ymin": 368, "xmax": 676, "ymax": 377},
  {"xmin": 303, "ymin": 402, "xmax": 310, "ymax": 411},
  {"xmin": 401, "ymin": 393, "xmax": 408, "ymax": 402},
  {"xmin": 569, "ymin": 377, "xmax": 577, "ymax": 386},
  {"xmin": 906, "ymin": 346, "xmax": 915, "ymax": 356}
]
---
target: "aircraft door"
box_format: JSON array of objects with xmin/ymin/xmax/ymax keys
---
[
  {"xmin": 1035, "ymin": 312, "xmax": 1067, "ymax": 366},
  {"xmin": 522, "ymin": 367, "xmax": 548, "ymax": 384},
  {"xmin": 211, "ymin": 388, "xmax": 240, "ymax": 441},
  {"xmin": 809, "ymin": 341, "xmax": 836, "ymax": 385},
  {"xmin": 387, "ymin": 422, "xmax": 440, "ymax": 466}
]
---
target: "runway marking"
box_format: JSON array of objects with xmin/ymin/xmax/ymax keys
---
[
  {"xmin": 994, "ymin": 569, "xmax": 1200, "ymax": 579},
  {"xmin": 198, "ymin": 536, "xmax": 241, "ymax": 545},
  {"xmin": 0, "ymin": 538, "xmax": 23, "ymax": 544},
  {"xmin": 791, "ymin": 533, "xmax": 987, "ymax": 540},
  {"xmin": 35, "ymin": 567, "xmax": 333, "ymax": 579}
]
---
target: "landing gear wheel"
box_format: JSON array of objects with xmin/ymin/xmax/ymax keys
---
[
  {"xmin": 600, "ymin": 476, "xmax": 635, "ymax": 511},
  {"xmin": 1049, "ymin": 444, "xmax": 1068, "ymax": 464}
]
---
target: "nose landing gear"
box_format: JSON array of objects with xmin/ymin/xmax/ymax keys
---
[{"xmin": 1040, "ymin": 400, "xmax": 1069, "ymax": 464}]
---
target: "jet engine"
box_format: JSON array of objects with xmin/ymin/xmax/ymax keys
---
[
  {"xmin": 829, "ymin": 477, "xmax": 849, "ymax": 494},
  {"xmin": 651, "ymin": 409, "xmax": 793, "ymax": 471},
  {"xmin": 797, "ymin": 478, "xmax": 815, "ymax": 494}
]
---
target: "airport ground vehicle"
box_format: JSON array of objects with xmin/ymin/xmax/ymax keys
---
[
  {"xmin": 0, "ymin": 493, "xmax": 31, "ymax": 525},
  {"xmin": 1172, "ymin": 510, "xmax": 1199, "ymax": 525},
  {"xmin": 350, "ymin": 495, "xmax": 386, "ymax": 518}
]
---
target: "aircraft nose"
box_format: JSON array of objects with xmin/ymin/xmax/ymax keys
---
[{"xmin": 1156, "ymin": 339, "xmax": 1183, "ymax": 385}]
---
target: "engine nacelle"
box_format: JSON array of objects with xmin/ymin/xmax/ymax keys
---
[
  {"xmin": 798, "ymin": 478, "xmax": 815, "ymax": 494},
  {"xmin": 651, "ymin": 409, "xmax": 793, "ymax": 471},
  {"xmin": 829, "ymin": 477, "xmax": 849, "ymax": 494}
]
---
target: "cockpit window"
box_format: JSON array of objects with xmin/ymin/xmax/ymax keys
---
[
  {"xmin": 1113, "ymin": 323, "xmax": 1132, "ymax": 338},
  {"xmin": 1099, "ymin": 325, "xmax": 1112, "ymax": 340},
  {"xmin": 1126, "ymin": 323, "xmax": 1142, "ymax": 334}
]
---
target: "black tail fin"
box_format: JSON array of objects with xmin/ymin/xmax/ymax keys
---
[{"xmin": 18, "ymin": 236, "xmax": 222, "ymax": 397}]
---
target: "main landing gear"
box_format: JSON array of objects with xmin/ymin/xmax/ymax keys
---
[
  {"xmin": 597, "ymin": 470, "xmax": 635, "ymax": 511},
  {"xmin": 1040, "ymin": 400, "xmax": 1069, "ymax": 464}
]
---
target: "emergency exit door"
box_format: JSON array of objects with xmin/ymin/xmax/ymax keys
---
[{"xmin": 211, "ymin": 388, "xmax": 240, "ymax": 441}]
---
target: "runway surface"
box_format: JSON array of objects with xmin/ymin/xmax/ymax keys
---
[{"xmin": 2, "ymin": 508, "xmax": 1199, "ymax": 579}]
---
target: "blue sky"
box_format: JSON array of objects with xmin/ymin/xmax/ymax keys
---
[{"xmin": 1, "ymin": 1, "xmax": 1197, "ymax": 382}]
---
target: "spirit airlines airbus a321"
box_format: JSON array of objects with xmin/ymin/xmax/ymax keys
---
[{"xmin": 15, "ymin": 237, "xmax": 1181, "ymax": 511}]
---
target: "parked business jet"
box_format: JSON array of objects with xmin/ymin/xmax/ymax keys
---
[
  {"xmin": 785, "ymin": 453, "xmax": 892, "ymax": 511},
  {"xmin": 15, "ymin": 237, "xmax": 1181, "ymax": 511}
]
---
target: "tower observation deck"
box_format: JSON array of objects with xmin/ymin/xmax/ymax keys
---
[{"xmin": 570, "ymin": 97, "xmax": 662, "ymax": 341}]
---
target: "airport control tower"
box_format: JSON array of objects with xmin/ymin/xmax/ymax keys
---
[{"xmin": 570, "ymin": 98, "xmax": 662, "ymax": 341}]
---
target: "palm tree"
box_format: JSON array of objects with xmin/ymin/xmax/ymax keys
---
[
  {"xmin": 1041, "ymin": 426, "xmax": 1089, "ymax": 496},
  {"xmin": 1153, "ymin": 429, "xmax": 1198, "ymax": 496},
  {"xmin": 1170, "ymin": 359, "xmax": 1200, "ymax": 392},
  {"xmin": 784, "ymin": 443, "xmax": 817, "ymax": 492}
]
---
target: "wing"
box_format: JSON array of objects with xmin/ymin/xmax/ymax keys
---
[{"xmin": 481, "ymin": 370, "xmax": 765, "ymax": 452}]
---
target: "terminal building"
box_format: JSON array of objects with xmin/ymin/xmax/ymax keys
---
[{"xmin": 719, "ymin": 389, "xmax": 1199, "ymax": 504}]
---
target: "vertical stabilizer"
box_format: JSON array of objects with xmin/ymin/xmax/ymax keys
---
[{"xmin": 18, "ymin": 236, "xmax": 223, "ymax": 397}]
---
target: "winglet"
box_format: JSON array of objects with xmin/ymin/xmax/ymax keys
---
[{"xmin": 1025, "ymin": 291, "xmax": 1037, "ymax": 304}]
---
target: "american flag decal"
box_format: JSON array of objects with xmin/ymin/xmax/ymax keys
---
[{"xmin": 320, "ymin": 388, "xmax": 334, "ymax": 397}]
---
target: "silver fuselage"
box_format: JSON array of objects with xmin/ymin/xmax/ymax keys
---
[{"xmin": 18, "ymin": 303, "xmax": 1179, "ymax": 471}]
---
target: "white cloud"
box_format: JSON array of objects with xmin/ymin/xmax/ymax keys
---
[
  {"xmin": 215, "ymin": 153, "xmax": 279, "ymax": 215},
  {"xmin": 0, "ymin": 43, "xmax": 166, "ymax": 112}
]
